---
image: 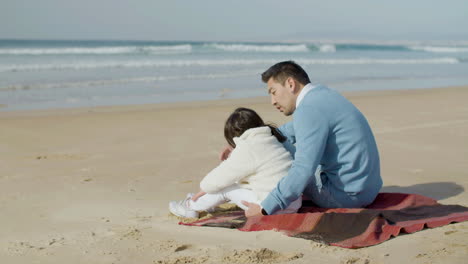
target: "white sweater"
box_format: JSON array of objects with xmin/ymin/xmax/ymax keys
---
[{"xmin": 200, "ymin": 126, "xmax": 293, "ymax": 203}]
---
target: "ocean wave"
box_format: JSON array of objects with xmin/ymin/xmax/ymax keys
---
[
  {"xmin": 0, "ymin": 60, "xmax": 272, "ymax": 72},
  {"xmin": 143, "ymin": 44, "xmax": 192, "ymax": 54},
  {"xmin": 0, "ymin": 45, "xmax": 192, "ymax": 55},
  {"xmin": 408, "ymin": 45, "xmax": 468, "ymax": 53},
  {"xmin": 299, "ymin": 58, "xmax": 460, "ymax": 65},
  {"xmin": 318, "ymin": 44, "xmax": 336, "ymax": 53},
  {"xmin": 0, "ymin": 57, "xmax": 460, "ymax": 72},
  {"xmin": 207, "ymin": 43, "xmax": 309, "ymax": 52},
  {"xmin": 3, "ymin": 40, "xmax": 468, "ymax": 56}
]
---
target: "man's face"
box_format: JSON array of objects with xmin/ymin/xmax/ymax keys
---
[{"xmin": 267, "ymin": 77, "xmax": 296, "ymax": 116}]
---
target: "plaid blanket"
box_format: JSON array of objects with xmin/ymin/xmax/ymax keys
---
[{"xmin": 180, "ymin": 193, "xmax": 468, "ymax": 248}]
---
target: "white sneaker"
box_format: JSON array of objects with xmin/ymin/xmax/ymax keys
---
[
  {"xmin": 188, "ymin": 192, "xmax": 216, "ymax": 213},
  {"xmin": 169, "ymin": 196, "xmax": 199, "ymax": 218}
]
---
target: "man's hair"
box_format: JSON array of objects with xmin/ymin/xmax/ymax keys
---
[
  {"xmin": 224, "ymin": 107, "xmax": 286, "ymax": 148},
  {"xmin": 261, "ymin": 60, "xmax": 310, "ymax": 85}
]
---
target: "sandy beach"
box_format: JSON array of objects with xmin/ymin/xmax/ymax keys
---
[{"xmin": 1, "ymin": 86, "xmax": 467, "ymax": 263}]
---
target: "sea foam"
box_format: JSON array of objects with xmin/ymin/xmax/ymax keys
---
[
  {"xmin": 0, "ymin": 45, "xmax": 192, "ymax": 55},
  {"xmin": 0, "ymin": 58, "xmax": 460, "ymax": 73},
  {"xmin": 208, "ymin": 43, "xmax": 309, "ymax": 52},
  {"xmin": 409, "ymin": 45, "xmax": 468, "ymax": 53},
  {"xmin": 318, "ymin": 44, "xmax": 337, "ymax": 53}
]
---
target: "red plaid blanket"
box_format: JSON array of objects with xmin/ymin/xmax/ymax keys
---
[{"xmin": 180, "ymin": 193, "xmax": 468, "ymax": 248}]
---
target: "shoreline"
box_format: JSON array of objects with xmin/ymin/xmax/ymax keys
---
[{"xmin": 1, "ymin": 85, "xmax": 467, "ymax": 117}]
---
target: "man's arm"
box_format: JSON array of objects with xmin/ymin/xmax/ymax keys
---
[
  {"xmin": 278, "ymin": 121, "xmax": 296, "ymax": 144},
  {"xmin": 278, "ymin": 121, "xmax": 297, "ymax": 158},
  {"xmin": 261, "ymin": 106, "xmax": 329, "ymax": 214}
]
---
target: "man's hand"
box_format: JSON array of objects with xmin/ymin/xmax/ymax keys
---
[
  {"xmin": 219, "ymin": 145, "xmax": 234, "ymax": 161},
  {"xmin": 241, "ymin": 201, "xmax": 263, "ymax": 217},
  {"xmin": 191, "ymin": 191, "xmax": 206, "ymax": 201}
]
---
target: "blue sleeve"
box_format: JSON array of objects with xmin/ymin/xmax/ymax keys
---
[
  {"xmin": 278, "ymin": 121, "xmax": 296, "ymax": 157},
  {"xmin": 278, "ymin": 121, "xmax": 296, "ymax": 144},
  {"xmin": 261, "ymin": 107, "xmax": 329, "ymax": 214}
]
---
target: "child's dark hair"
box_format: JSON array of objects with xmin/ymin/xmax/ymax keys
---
[{"xmin": 224, "ymin": 107, "xmax": 286, "ymax": 147}]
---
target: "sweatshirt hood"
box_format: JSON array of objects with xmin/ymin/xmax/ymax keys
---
[{"xmin": 234, "ymin": 126, "xmax": 271, "ymax": 143}]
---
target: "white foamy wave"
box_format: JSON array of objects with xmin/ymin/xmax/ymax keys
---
[
  {"xmin": 208, "ymin": 43, "xmax": 309, "ymax": 52},
  {"xmin": 0, "ymin": 45, "xmax": 193, "ymax": 55},
  {"xmin": 0, "ymin": 57, "xmax": 459, "ymax": 72},
  {"xmin": 143, "ymin": 44, "xmax": 192, "ymax": 54},
  {"xmin": 298, "ymin": 58, "xmax": 459, "ymax": 65},
  {"xmin": 0, "ymin": 47, "xmax": 138, "ymax": 55},
  {"xmin": 409, "ymin": 46, "xmax": 468, "ymax": 53},
  {"xmin": 0, "ymin": 60, "xmax": 276, "ymax": 72},
  {"xmin": 318, "ymin": 44, "xmax": 336, "ymax": 53}
]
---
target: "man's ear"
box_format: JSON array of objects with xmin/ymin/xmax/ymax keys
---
[{"xmin": 286, "ymin": 77, "xmax": 297, "ymax": 93}]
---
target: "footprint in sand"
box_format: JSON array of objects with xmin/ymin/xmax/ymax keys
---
[
  {"xmin": 154, "ymin": 244, "xmax": 303, "ymax": 264},
  {"xmin": 157, "ymin": 240, "xmax": 192, "ymax": 252},
  {"xmin": 342, "ymin": 257, "xmax": 371, "ymax": 264},
  {"xmin": 444, "ymin": 230, "xmax": 457, "ymax": 235},
  {"xmin": 7, "ymin": 237, "xmax": 65, "ymax": 255},
  {"xmin": 222, "ymin": 248, "xmax": 303, "ymax": 263},
  {"xmin": 34, "ymin": 153, "xmax": 89, "ymax": 160},
  {"xmin": 120, "ymin": 228, "xmax": 143, "ymax": 241},
  {"xmin": 129, "ymin": 215, "xmax": 153, "ymax": 223},
  {"xmin": 154, "ymin": 256, "xmax": 207, "ymax": 264},
  {"xmin": 343, "ymin": 258, "xmax": 370, "ymax": 264}
]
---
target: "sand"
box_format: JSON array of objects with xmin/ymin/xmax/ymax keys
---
[{"xmin": 1, "ymin": 86, "xmax": 467, "ymax": 263}]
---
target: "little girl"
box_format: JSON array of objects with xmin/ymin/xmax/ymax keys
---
[{"xmin": 169, "ymin": 107, "xmax": 301, "ymax": 218}]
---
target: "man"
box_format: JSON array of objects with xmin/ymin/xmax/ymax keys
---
[{"xmin": 231, "ymin": 60, "xmax": 383, "ymax": 217}]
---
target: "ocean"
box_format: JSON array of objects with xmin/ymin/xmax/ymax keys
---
[{"xmin": 1, "ymin": 39, "xmax": 467, "ymax": 111}]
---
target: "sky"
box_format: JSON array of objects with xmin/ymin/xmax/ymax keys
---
[{"xmin": 1, "ymin": 0, "xmax": 468, "ymax": 42}]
